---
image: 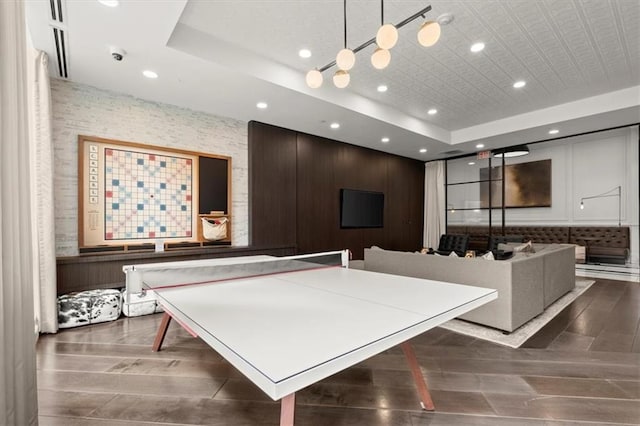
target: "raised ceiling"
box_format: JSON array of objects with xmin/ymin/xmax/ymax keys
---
[{"xmin": 25, "ymin": 0, "xmax": 640, "ymax": 160}]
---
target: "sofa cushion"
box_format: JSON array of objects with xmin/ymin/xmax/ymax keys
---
[
  {"xmin": 588, "ymin": 246, "xmax": 628, "ymax": 257},
  {"xmin": 513, "ymin": 241, "xmax": 536, "ymax": 253},
  {"xmin": 481, "ymin": 251, "xmax": 495, "ymax": 260},
  {"xmin": 488, "ymin": 235, "xmax": 525, "ymax": 251}
]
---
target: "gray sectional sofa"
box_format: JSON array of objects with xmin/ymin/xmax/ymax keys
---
[{"xmin": 362, "ymin": 245, "xmax": 576, "ymax": 332}]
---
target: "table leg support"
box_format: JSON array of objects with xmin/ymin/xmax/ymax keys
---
[
  {"xmin": 280, "ymin": 393, "xmax": 296, "ymax": 426},
  {"xmin": 401, "ymin": 341, "xmax": 435, "ymax": 411},
  {"xmin": 152, "ymin": 312, "xmax": 172, "ymax": 352}
]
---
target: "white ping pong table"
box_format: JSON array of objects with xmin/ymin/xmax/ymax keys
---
[{"xmin": 123, "ymin": 251, "xmax": 496, "ymax": 426}]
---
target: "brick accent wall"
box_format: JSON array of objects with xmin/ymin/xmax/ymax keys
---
[{"xmin": 51, "ymin": 79, "xmax": 248, "ymax": 256}]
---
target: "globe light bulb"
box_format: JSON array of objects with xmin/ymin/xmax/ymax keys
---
[
  {"xmin": 336, "ymin": 48, "xmax": 356, "ymax": 71},
  {"xmin": 333, "ymin": 70, "xmax": 350, "ymax": 88},
  {"xmin": 305, "ymin": 69, "xmax": 323, "ymax": 88},
  {"xmin": 371, "ymin": 47, "xmax": 391, "ymax": 70},
  {"xmin": 418, "ymin": 20, "xmax": 441, "ymax": 47},
  {"xmin": 376, "ymin": 24, "xmax": 398, "ymax": 50}
]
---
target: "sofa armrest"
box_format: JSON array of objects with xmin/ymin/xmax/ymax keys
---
[
  {"xmin": 538, "ymin": 245, "xmax": 576, "ymax": 307},
  {"xmin": 364, "ymin": 248, "xmax": 545, "ymax": 332}
]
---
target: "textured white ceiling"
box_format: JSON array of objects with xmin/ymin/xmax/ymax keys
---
[
  {"xmin": 180, "ymin": 0, "xmax": 640, "ymax": 130},
  {"xmin": 24, "ymin": 0, "xmax": 640, "ymax": 160}
]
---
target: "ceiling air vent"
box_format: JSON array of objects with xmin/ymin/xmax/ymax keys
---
[
  {"xmin": 442, "ymin": 150, "xmax": 464, "ymax": 156},
  {"xmin": 51, "ymin": 28, "xmax": 68, "ymax": 78},
  {"xmin": 49, "ymin": 0, "xmax": 69, "ymax": 79}
]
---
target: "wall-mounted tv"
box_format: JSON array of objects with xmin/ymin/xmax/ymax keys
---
[{"xmin": 340, "ymin": 189, "xmax": 384, "ymax": 228}]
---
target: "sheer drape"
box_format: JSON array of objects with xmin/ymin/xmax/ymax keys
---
[
  {"xmin": 29, "ymin": 50, "xmax": 57, "ymax": 333},
  {"xmin": 0, "ymin": 0, "xmax": 39, "ymax": 424},
  {"xmin": 423, "ymin": 161, "xmax": 445, "ymax": 249}
]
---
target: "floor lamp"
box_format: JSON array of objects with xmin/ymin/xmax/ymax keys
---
[{"xmin": 579, "ymin": 185, "xmax": 622, "ymax": 226}]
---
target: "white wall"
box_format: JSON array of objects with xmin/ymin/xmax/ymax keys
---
[
  {"xmin": 447, "ymin": 126, "xmax": 639, "ymax": 264},
  {"xmin": 51, "ymin": 79, "xmax": 249, "ymax": 256}
]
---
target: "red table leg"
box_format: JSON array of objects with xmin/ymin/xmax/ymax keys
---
[
  {"xmin": 401, "ymin": 341, "xmax": 435, "ymax": 411},
  {"xmin": 152, "ymin": 312, "xmax": 172, "ymax": 352},
  {"xmin": 280, "ymin": 393, "xmax": 296, "ymax": 426}
]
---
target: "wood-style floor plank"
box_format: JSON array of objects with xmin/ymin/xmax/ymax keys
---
[{"xmin": 36, "ymin": 277, "xmax": 640, "ymax": 425}]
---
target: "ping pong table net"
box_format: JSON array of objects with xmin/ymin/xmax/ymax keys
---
[{"xmin": 133, "ymin": 251, "xmax": 348, "ymax": 291}]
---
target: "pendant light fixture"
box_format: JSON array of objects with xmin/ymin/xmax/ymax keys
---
[
  {"xmin": 417, "ymin": 19, "xmax": 441, "ymax": 47},
  {"xmin": 305, "ymin": 69, "xmax": 323, "ymax": 88},
  {"xmin": 305, "ymin": 4, "xmax": 444, "ymax": 89},
  {"xmin": 371, "ymin": 0, "xmax": 393, "ymax": 70},
  {"xmin": 333, "ymin": 70, "xmax": 351, "ymax": 88},
  {"xmin": 492, "ymin": 145, "xmax": 530, "ymax": 158},
  {"xmin": 375, "ymin": 0, "xmax": 398, "ymax": 50},
  {"xmin": 335, "ymin": 0, "xmax": 355, "ymax": 75},
  {"xmin": 371, "ymin": 47, "xmax": 391, "ymax": 69}
]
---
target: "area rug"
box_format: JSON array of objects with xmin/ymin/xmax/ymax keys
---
[{"xmin": 438, "ymin": 278, "xmax": 595, "ymax": 348}]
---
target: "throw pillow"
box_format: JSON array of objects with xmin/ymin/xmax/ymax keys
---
[
  {"xmin": 481, "ymin": 251, "xmax": 495, "ymax": 260},
  {"xmin": 513, "ymin": 240, "xmax": 536, "ymax": 253},
  {"xmin": 497, "ymin": 243, "xmax": 515, "ymax": 251}
]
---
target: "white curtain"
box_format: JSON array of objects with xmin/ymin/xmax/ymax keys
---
[
  {"xmin": 0, "ymin": 0, "xmax": 39, "ymax": 424},
  {"xmin": 28, "ymin": 50, "xmax": 57, "ymax": 334},
  {"xmin": 423, "ymin": 161, "xmax": 445, "ymax": 249}
]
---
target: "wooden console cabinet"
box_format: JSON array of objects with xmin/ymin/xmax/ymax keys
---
[{"xmin": 56, "ymin": 245, "xmax": 296, "ymax": 295}]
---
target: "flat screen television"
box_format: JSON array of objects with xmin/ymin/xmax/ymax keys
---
[{"xmin": 340, "ymin": 189, "xmax": 384, "ymax": 228}]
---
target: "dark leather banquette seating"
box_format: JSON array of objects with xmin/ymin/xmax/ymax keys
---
[
  {"xmin": 447, "ymin": 225, "xmax": 630, "ymax": 264},
  {"xmin": 569, "ymin": 227, "xmax": 630, "ymax": 264}
]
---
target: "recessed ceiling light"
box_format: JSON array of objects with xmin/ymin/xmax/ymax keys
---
[
  {"xmin": 419, "ymin": 148, "xmax": 427, "ymax": 153},
  {"xmin": 142, "ymin": 70, "xmax": 158, "ymax": 79},
  {"xmin": 427, "ymin": 108, "xmax": 437, "ymax": 115},
  {"xmin": 549, "ymin": 129, "xmax": 559, "ymax": 135},
  {"xmin": 513, "ymin": 80, "xmax": 526, "ymax": 88},
  {"xmin": 470, "ymin": 42, "xmax": 485, "ymax": 53},
  {"xmin": 468, "ymin": 162, "xmax": 475, "ymax": 165},
  {"xmin": 377, "ymin": 85, "xmax": 388, "ymax": 92},
  {"xmin": 476, "ymin": 144, "xmax": 485, "ymax": 149},
  {"xmin": 256, "ymin": 102, "xmax": 268, "ymax": 109},
  {"xmin": 381, "ymin": 137, "xmax": 390, "ymax": 143},
  {"xmin": 98, "ymin": 0, "xmax": 119, "ymax": 6},
  {"xmin": 330, "ymin": 122, "xmax": 340, "ymax": 129},
  {"xmin": 298, "ymin": 49, "xmax": 312, "ymax": 58}
]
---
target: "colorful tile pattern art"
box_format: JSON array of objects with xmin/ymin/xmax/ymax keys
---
[{"xmin": 104, "ymin": 148, "xmax": 193, "ymax": 240}]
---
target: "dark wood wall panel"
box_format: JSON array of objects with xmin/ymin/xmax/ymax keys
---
[
  {"xmin": 296, "ymin": 133, "xmax": 339, "ymax": 253},
  {"xmin": 250, "ymin": 121, "xmax": 425, "ymax": 259},
  {"xmin": 249, "ymin": 122, "xmax": 297, "ymax": 246},
  {"xmin": 385, "ymin": 156, "xmax": 425, "ymax": 251}
]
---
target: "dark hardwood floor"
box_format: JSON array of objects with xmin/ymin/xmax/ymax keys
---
[{"xmin": 37, "ymin": 278, "xmax": 640, "ymax": 425}]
